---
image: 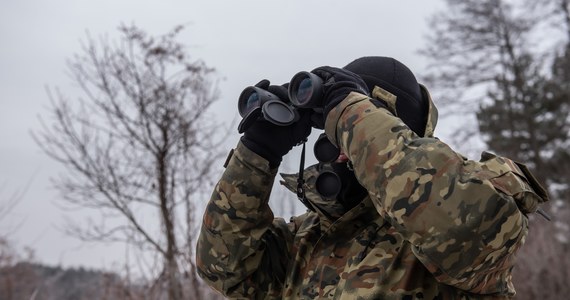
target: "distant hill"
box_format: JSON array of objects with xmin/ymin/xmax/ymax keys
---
[
  {"xmin": 0, "ymin": 262, "xmax": 225, "ymax": 300},
  {"xmin": 0, "ymin": 262, "xmax": 143, "ymax": 300}
]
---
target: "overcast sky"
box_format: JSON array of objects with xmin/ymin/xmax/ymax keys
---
[{"xmin": 0, "ymin": 0, "xmax": 447, "ymax": 272}]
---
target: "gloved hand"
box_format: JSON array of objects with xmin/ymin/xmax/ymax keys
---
[
  {"xmin": 241, "ymin": 80, "xmax": 312, "ymax": 168},
  {"xmin": 311, "ymin": 66, "xmax": 369, "ymax": 119}
]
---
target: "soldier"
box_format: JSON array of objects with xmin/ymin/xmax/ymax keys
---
[{"xmin": 196, "ymin": 56, "xmax": 549, "ymax": 299}]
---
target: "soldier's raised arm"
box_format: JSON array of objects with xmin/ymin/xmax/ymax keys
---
[
  {"xmin": 196, "ymin": 80, "xmax": 312, "ymax": 299},
  {"xmin": 311, "ymin": 63, "xmax": 548, "ymax": 294}
]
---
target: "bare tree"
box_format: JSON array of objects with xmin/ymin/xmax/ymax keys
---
[
  {"xmin": 0, "ymin": 186, "xmax": 22, "ymax": 236},
  {"xmin": 0, "ymin": 176, "xmax": 34, "ymax": 265},
  {"xmin": 33, "ymin": 24, "xmax": 229, "ymax": 299},
  {"xmin": 0, "ymin": 185, "xmax": 19, "ymax": 300},
  {"xmin": 0, "ymin": 179, "xmax": 35, "ymax": 300}
]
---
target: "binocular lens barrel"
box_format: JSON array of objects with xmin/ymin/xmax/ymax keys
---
[{"xmin": 289, "ymin": 71, "xmax": 323, "ymax": 108}]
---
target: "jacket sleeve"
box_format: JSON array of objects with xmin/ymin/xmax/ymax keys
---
[
  {"xmin": 324, "ymin": 92, "xmax": 548, "ymax": 294},
  {"xmin": 196, "ymin": 141, "xmax": 296, "ymax": 299}
]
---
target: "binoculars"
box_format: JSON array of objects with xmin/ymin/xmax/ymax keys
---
[
  {"xmin": 238, "ymin": 72, "xmax": 346, "ymax": 200},
  {"xmin": 237, "ymin": 71, "xmax": 325, "ymax": 133}
]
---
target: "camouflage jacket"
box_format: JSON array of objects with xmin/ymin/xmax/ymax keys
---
[{"xmin": 197, "ymin": 86, "xmax": 548, "ymax": 299}]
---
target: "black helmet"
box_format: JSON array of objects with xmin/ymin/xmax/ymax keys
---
[{"xmin": 344, "ymin": 56, "xmax": 428, "ymax": 136}]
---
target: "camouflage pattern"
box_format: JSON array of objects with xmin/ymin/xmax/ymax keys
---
[{"xmin": 197, "ymin": 88, "xmax": 548, "ymax": 299}]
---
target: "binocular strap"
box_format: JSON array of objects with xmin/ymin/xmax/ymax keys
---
[{"xmin": 296, "ymin": 142, "xmax": 316, "ymax": 212}]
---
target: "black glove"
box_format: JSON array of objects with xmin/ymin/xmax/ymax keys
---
[
  {"xmin": 311, "ymin": 66, "xmax": 369, "ymax": 119},
  {"xmin": 241, "ymin": 80, "xmax": 312, "ymax": 168}
]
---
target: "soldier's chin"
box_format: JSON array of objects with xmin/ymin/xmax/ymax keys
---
[{"xmin": 335, "ymin": 153, "xmax": 349, "ymax": 163}]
